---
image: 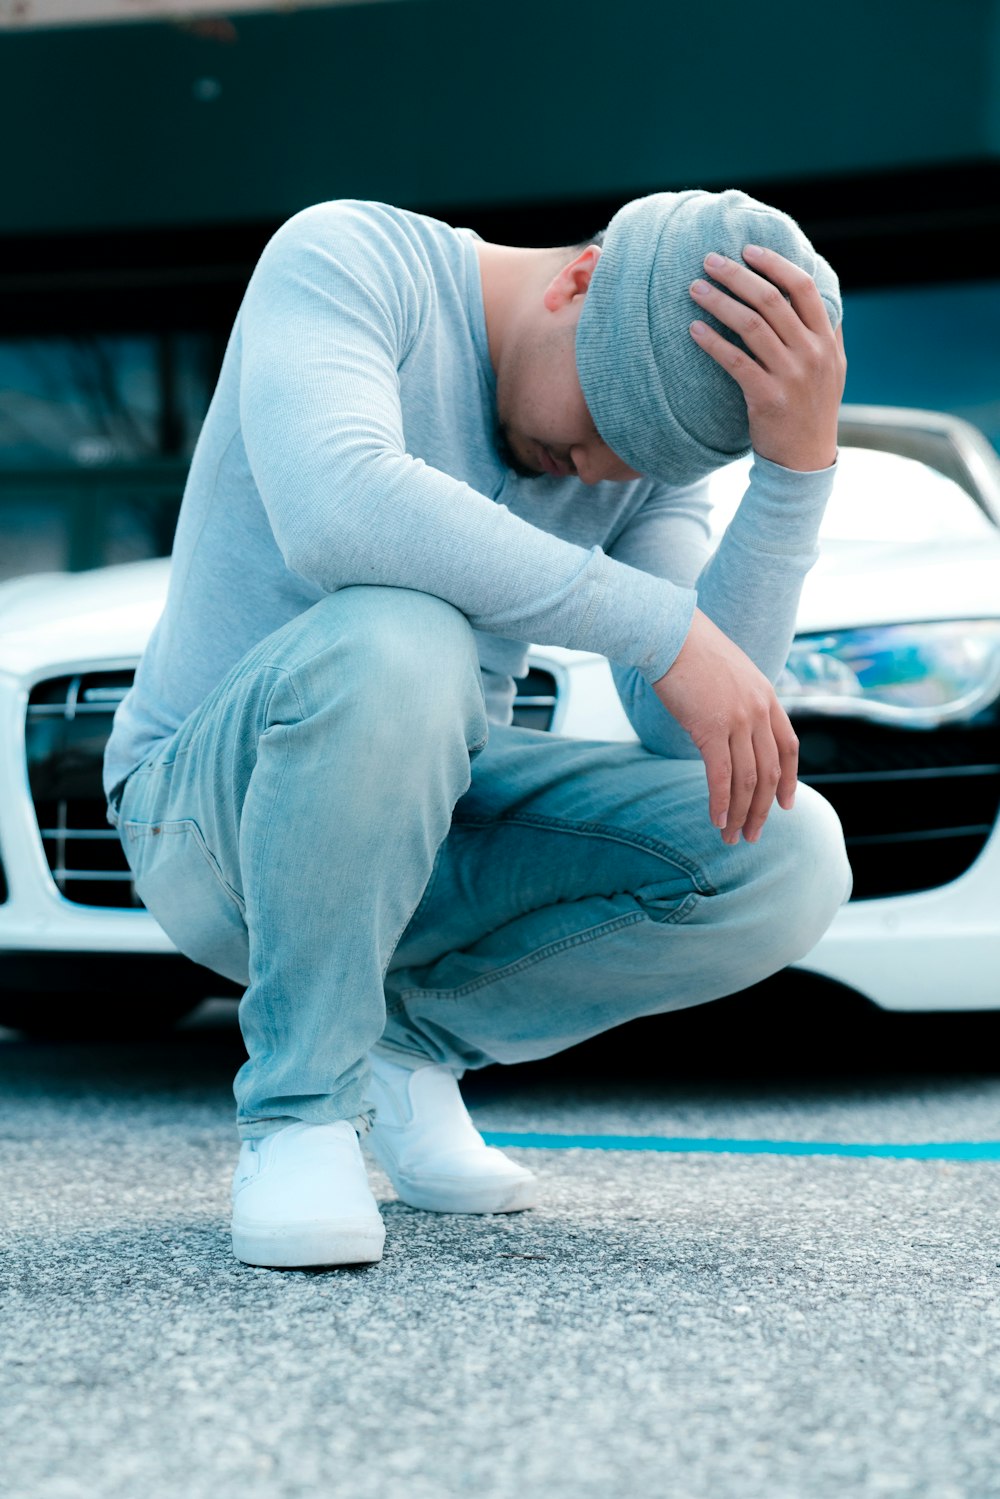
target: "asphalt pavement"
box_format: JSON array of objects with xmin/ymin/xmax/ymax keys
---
[{"xmin": 3, "ymin": 984, "xmax": 1000, "ymax": 1499}]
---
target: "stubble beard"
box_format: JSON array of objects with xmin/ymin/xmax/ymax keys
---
[{"xmin": 495, "ymin": 420, "xmax": 543, "ymax": 480}]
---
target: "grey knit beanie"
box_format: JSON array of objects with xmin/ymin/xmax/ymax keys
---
[{"xmin": 575, "ymin": 188, "xmax": 842, "ymax": 484}]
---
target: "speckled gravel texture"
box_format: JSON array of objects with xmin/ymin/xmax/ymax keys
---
[{"xmin": 3, "ymin": 990, "xmax": 1000, "ymax": 1499}]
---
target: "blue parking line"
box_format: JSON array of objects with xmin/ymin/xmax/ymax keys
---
[{"xmin": 480, "ymin": 1131, "xmax": 1000, "ymax": 1161}]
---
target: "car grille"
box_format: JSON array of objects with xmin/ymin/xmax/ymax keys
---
[
  {"xmin": 22, "ymin": 665, "xmax": 561, "ymax": 909},
  {"xmin": 25, "ymin": 672, "xmax": 140, "ymax": 908},
  {"xmin": 796, "ymin": 717, "xmax": 1000, "ymax": 899},
  {"xmin": 510, "ymin": 667, "xmax": 558, "ymax": 731},
  {"xmin": 22, "ymin": 665, "xmax": 999, "ymax": 908}
]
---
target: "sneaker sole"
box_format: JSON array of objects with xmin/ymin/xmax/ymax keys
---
[
  {"xmin": 366, "ymin": 1126, "xmax": 539, "ymax": 1214},
  {"xmin": 231, "ymin": 1220, "xmax": 386, "ymax": 1269},
  {"xmin": 385, "ymin": 1170, "xmax": 538, "ymax": 1215}
]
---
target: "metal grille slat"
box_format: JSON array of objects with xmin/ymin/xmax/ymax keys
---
[
  {"xmin": 845, "ymin": 822, "xmax": 995, "ymax": 848},
  {"xmin": 806, "ymin": 763, "xmax": 1000, "ymax": 786},
  {"xmin": 28, "ymin": 702, "xmax": 129, "ymax": 716},
  {"xmin": 39, "ymin": 828, "xmax": 120, "ymax": 840}
]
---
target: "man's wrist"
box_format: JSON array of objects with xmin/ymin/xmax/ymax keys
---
[{"xmin": 751, "ymin": 446, "xmax": 838, "ymax": 477}]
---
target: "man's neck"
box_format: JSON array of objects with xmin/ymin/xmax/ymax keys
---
[{"xmin": 474, "ymin": 240, "xmax": 562, "ymax": 377}]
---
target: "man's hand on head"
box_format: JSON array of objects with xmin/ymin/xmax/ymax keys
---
[
  {"xmin": 687, "ymin": 245, "xmax": 847, "ymax": 473},
  {"xmin": 652, "ymin": 608, "xmax": 799, "ymax": 845}
]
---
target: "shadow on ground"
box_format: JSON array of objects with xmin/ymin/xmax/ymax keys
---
[{"xmin": 2, "ymin": 971, "xmax": 999, "ymax": 1105}]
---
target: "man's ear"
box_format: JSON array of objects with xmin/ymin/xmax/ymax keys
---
[{"xmin": 542, "ymin": 244, "xmax": 602, "ymax": 313}]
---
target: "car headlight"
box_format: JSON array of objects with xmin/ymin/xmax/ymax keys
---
[{"xmin": 777, "ymin": 621, "xmax": 1000, "ymax": 728}]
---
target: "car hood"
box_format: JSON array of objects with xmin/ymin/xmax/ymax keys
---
[
  {"xmin": 796, "ymin": 535, "xmax": 1000, "ymax": 632},
  {"xmin": 0, "ymin": 558, "xmax": 170, "ymax": 678}
]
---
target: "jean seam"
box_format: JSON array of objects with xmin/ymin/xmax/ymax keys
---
[
  {"xmin": 244, "ymin": 672, "xmax": 298, "ymax": 1057},
  {"xmin": 388, "ymin": 907, "xmax": 651, "ymax": 1008},
  {"xmin": 382, "ymin": 855, "xmax": 446, "ymax": 980},
  {"xmin": 451, "ymin": 810, "xmax": 716, "ymax": 896},
  {"xmin": 644, "ymin": 889, "xmax": 701, "ymax": 927}
]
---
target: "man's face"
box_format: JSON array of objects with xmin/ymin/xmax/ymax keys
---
[{"xmin": 495, "ymin": 269, "xmax": 641, "ymax": 487}]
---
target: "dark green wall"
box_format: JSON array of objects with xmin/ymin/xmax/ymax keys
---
[{"xmin": 3, "ymin": 0, "xmax": 998, "ymax": 236}]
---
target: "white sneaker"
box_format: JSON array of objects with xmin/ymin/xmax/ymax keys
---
[
  {"xmin": 366, "ymin": 1052, "xmax": 537, "ymax": 1214},
  {"xmin": 230, "ymin": 1120, "xmax": 386, "ymax": 1268}
]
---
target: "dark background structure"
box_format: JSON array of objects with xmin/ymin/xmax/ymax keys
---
[{"xmin": 2, "ymin": 0, "xmax": 999, "ymax": 572}]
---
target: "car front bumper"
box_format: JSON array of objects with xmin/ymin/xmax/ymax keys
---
[{"xmin": 2, "ymin": 654, "xmax": 999, "ymax": 1014}]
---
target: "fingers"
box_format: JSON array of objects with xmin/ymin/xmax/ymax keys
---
[
  {"xmin": 703, "ymin": 738, "xmax": 734, "ymax": 836},
  {"xmin": 689, "ymin": 247, "xmax": 834, "ymax": 360},
  {"xmin": 739, "ymin": 727, "xmax": 784, "ymax": 844},
  {"xmin": 701, "ymin": 720, "xmax": 781, "ymax": 846},
  {"xmin": 730, "ymin": 704, "xmax": 799, "ymax": 845},
  {"xmin": 706, "ymin": 702, "xmax": 799, "ymax": 848},
  {"xmin": 722, "ymin": 725, "xmax": 757, "ymax": 845},
  {"xmin": 689, "ymin": 246, "xmax": 844, "ymax": 471},
  {"xmin": 689, "ymin": 259, "xmax": 795, "ymax": 368},
  {"xmin": 688, "ymin": 316, "xmax": 769, "ymax": 403},
  {"xmin": 772, "ymin": 700, "xmax": 800, "ymax": 812},
  {"xmin": 738, "ymin": 244, "xmax": 834, "ymax": 338},
  {"xmin": 650, "ymin": 610, "xmax": 800, "ymax": 846}
]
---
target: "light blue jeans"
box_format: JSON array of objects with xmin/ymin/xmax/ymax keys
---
[{"xmin": 110, "ymin": 586, "xmax": 852, "ymax": 1141}]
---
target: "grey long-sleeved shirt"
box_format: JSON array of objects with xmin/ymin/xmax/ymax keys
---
[{"xmin": 104, "ymin": 200, "xmax": 834, "ymax": 799}]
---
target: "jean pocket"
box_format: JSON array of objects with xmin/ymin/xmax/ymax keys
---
[{"xmin": 123, "ymin": 818, "xmax": 248, "ymax": 985}]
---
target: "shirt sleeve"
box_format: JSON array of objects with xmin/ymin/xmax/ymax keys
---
[
  {"xmin": 607, "ymin": 455, "xmax": 837, "ymax": 758},
  {"xmin": 237, "ymin": 201, "xmax": 696, "ymax": 677}
]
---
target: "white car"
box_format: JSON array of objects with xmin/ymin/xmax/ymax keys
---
[{"xmin": 1, "ymin": 405, "xmax": 999, "ymax": 1037}]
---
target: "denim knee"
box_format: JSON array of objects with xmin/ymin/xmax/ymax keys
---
[
  {"xmin": 277, "ymin": 586, "xmax": 489, "ymax": 755},
  {"xmin": 756, "ymin": 781, "xmax": 853, "ymax": 965}
]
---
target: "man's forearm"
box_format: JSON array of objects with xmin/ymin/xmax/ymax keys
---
[
  {"xmin": 615, "ymin": 453, "xmax": 836, "ymax": 759},
  {"xmin": 693, "ymin": 452, "xmax": 835, "ymax": 679}
]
